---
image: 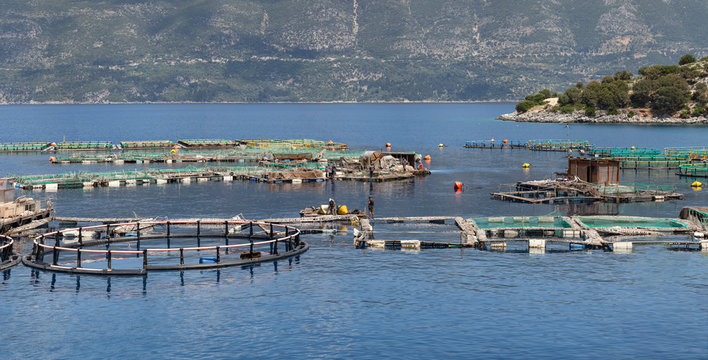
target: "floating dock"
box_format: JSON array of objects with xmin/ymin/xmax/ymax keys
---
[
  {"xmin": 177, "ymin": 139, "xmax": 238, "ymax": 148},
  {"xmin": 0, "ymin": 142, "xmax": 51, "ymax": 152},
  {"xmin": 119, "ymin": 140, "xmax": 175, "ymax": 150},
  {"xmin": 492, "ymin": 179, "xmax": 684, "ymax": 204}
]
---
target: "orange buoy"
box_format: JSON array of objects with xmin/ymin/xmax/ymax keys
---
[
  {"xmin": 454, "ymin": 181, "xmax": 464, "ymax": 191},
  {"xmin": 386, "ymin": 142, "xmax": 391, "ymax": 148},
  {"xmin": 49, "ymin": 156, "xmax": 56, "ymax": 163},
  {"xmin": 424, "ymin": 155, "xmax": 431, "ymax": 161},
  {"xmin": 490, "ymin": 138, "xmax": 495, "ymax": 142},
  {"xmin": 503, "ymin": 139, "xmax": 509, "ymax": 144}
]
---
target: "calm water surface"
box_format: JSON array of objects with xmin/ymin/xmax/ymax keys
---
[{"xmin": 1, "ymin": 104, "xmax": 707, "ymax": 359}]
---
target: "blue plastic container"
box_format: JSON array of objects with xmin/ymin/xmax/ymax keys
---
[{"xmin": 199, "ymin": 257, "xmax": 217, "ymax": 264}]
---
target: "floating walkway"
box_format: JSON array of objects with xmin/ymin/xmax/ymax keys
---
[
  {"xmin": 464, "ymin": 139, "xmax": 591, "ymax": 151},
  {"xmin": 11, "ymin": 164, "xmax": 427, "ymax": 192},
  {"xmin": 43, "ymin": 210, "xmax": 708, "ymax": 257},
  {"xmin": 357, "ymin": 213, "xmax": 707, "ymax": 252}
]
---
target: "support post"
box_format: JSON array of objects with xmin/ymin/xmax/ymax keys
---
[
  {"xmin": 142, "ymin": 249, "xmax": 148, "ymax": 269},
  {"xmin": 137, "ymin": 222, "xmax": 141, "ymax": 240},
  {"xmin": 76, "ymin": 249, "xmax": 82, "ymax": 268},
  {"xmin": 197, "ymin": 220, "xmax": 201, "ymax": 236},
  {"xmin": 216, "ymin": 246, "xmax": 220, "ymax": 263},
  {"xmin": 167, "ymin": 221, "xmax": 171, "ymax": 238},
  {"xmin": 180, "ymin": 248, "xmax": 184, "ymax": 265},
  {"xmin": 107, "ymin": 250, "xmax": 112, "ymax": 270},
  {"xmin": 224, "ymin": 221, "xmax": 229, "ymax": 236},
  {"xmin": 78, "ymin": 227, "xmax": 83, "ymax": 245}
]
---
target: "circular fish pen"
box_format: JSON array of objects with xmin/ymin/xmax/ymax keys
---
[
  {"xmin": 22, "ymin": 220, "xmax": 307, "ymax": 275},
  {"xmin": 0, "ymin": 235, "xmax": 21, "ymax": 270}
]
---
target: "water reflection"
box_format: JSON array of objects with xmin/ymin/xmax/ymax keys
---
[{"xmin": 29, "ymin": 258, "xmax": 293, "ymax": 295}]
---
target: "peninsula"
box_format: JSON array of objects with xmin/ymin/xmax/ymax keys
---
[{"xmin": 499, "ymin": 55, "xmax": 708, "ymax": 124}]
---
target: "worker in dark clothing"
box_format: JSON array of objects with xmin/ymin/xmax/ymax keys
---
[
  {"xmin": 329, "ymin": 198, "xmax": 336, "ymax": 215},
  {"xmin": 367, "ymin": 196, "xmax": 374, "ymax": 219}
]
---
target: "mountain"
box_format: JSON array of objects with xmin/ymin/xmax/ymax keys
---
[{"xmin": 2, "ymin": 0, "xmax": 708, "ymax": 103}]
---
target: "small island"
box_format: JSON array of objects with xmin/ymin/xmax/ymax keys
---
[{"xmin": 499, "ymin": 54, "xmax": 708, "ymax": 124}]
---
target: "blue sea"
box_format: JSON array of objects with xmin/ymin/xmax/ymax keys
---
[{"xmin": 1, "ymin": 103, "xmax": 707, "ymax": 359}]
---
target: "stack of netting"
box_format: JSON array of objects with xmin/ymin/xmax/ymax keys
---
[{"xmin": 594, "ymin": 183, "xmax": 676, "ymax": 194}]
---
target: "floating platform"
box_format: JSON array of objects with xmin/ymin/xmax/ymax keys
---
[
  {"xmin": 52, "ymin": 141, "xmax": 113, "ymax": 151},
  {"xmin": 0, "ymin": 142, "xmax": 51, "ymax": 152},
  {"xmin": 177, "ymin": 139, "xmax": 238, "ymax": 148},
  {"xmin": 464, "ymin": 140, "xmax": 526, "ymax": 149},
  {"xmin": 527, "ymin": 139, "xmax": 591, "ymax": 152},
  {"xmin": 492, "ymin": 179, "xmax": 684, "ymax": 204},
  {"xmin": 119, "ymin": 140, "xmax": 175, "ymax": 150}
]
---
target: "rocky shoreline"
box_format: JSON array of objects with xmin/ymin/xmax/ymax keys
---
[{"xmin": 497, "ymin": 111, "xmax": 708, "ymax": 124}]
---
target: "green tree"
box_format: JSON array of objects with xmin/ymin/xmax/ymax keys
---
[
  {"xmin": 585, "ymin": 107, "xmax": 597, "ymax": 117},
  {"xmin": 652, "ymin": 86, "xmax": 689, "ymax": 114},
  {"xmin": 580, "ymin": 81, "xmax": 602, "ymax": 107},
  {"xmin": 601, "ymin": 76, "xmax": 614, "ymax": 84},
  {"xmin": 614, "ymin": 70, "xmax": 633, "ymax": 81},
  {"xmin": 564, "ymin": 87, "xmax": 581, "ymax": 104},
  {"xmin": 679, "ymin": 54, "xmax": 696, "ymax": 65},
  {"xmin": 630, "ymin": 78, "xmax": 655, "ymax": 107},
  {"xmin": 516, "ymin": 100, "xmax": 537, "ymax": 113}
]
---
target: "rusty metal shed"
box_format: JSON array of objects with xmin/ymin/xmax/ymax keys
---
[{"xmin": 567, "ymin": 157, "xmax": 620, "ymax": 185}]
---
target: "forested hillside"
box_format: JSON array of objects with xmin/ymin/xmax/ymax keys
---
[{"xmin": 2, "ymin": 0, "xmax": 708, "ymax": 103}]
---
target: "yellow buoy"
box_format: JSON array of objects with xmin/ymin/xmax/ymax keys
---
[
  {"xmin": 337, "ymin": 205, "xmax": 348, "ymax": 215},
  {"xmin": 522, "ymin": 163, "xmax": 530, "ymax": 168},
  {"xmin": 438, "ymin": 144, "xmax": 444, "ymax": 148},
  {"xmin": 692, "ymin": 181, "xmax": 703, "ymax": 188}
]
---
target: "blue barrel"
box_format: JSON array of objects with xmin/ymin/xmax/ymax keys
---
[
  {"xmin": 199, "ymin": 256, "xmax": 217, "ymax": 264},
  {"xmin": 569, "ymin": 243, "xmax": 585, "ymax": 250}
]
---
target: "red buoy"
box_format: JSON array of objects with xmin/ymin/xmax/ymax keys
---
[{"xmin": 454, "ymin": 181, "xmax": 464, "ymax": 191}]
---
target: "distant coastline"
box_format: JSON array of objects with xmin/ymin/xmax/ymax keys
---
[
  {"xmin": 0, "ymin": 100, "xmax": 516, "ymax": 106},
  {"xmin": 497, "ymin": 111, "xmax": 708, "ymax": 125}
]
